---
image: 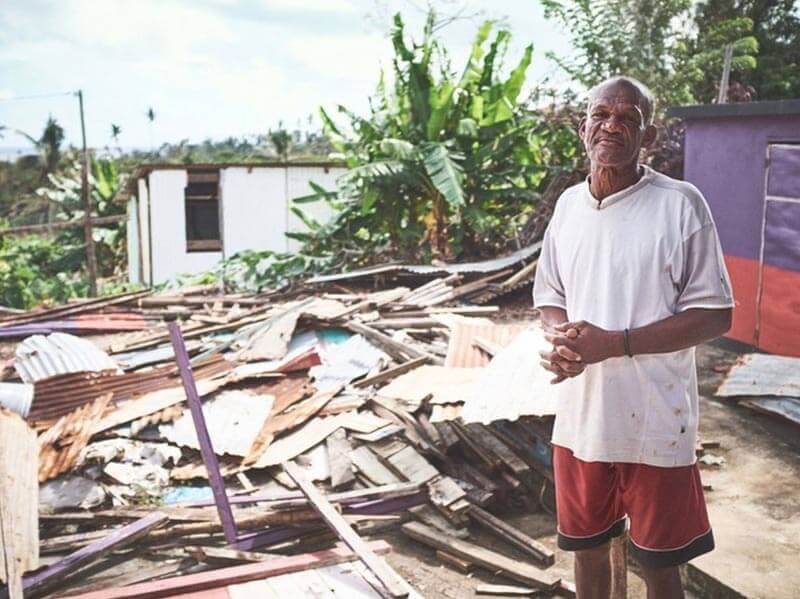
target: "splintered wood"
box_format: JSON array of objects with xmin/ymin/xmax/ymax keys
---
[
  {"xmin": 0, "ymin": 409, "xmax": 39, "ymax": 596},
  {"xmin": 38, "ymin": 393, "xmax": 112, "ymax": 482}
]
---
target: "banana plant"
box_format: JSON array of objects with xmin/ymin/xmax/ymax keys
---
[{"xmin": 278, "ymin": 8, "xmax": 580, "ymax": 281}]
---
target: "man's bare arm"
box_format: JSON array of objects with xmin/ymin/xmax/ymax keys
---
[{"xmin": 547, "ymin": 307, "xmax": 733, "ymax": 365}]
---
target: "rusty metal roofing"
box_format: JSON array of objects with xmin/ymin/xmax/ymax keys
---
[
  {"xmin": 307, "ymin": 242, "xmax": 542, "ymax": 284},
  {"xmin": 15, "ymin": 333, "xmax": 122, "ymax": 383},
  {"xmin": 443, "ymin": 319, "xmax": 531, "ymax": 368},
  {"xmin": 716, "ymin": 353, "xmax": 800, "ymax": 399},
  {"xmin": 38, "ymin": 393, "xmax": 112, "ymax": 482},
  {"xmin": 28, "ymin": 355, "xmax": 232, "ymax": 424}
]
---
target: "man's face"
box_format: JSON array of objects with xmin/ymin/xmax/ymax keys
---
[{"xmin": 579, "ymin": 82, "xmax": 656, "ymax": 168}]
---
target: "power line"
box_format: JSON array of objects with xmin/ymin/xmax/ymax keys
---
[{"xmin": 0, "ymin": 91, "xmax": 75, "ymax": 103}]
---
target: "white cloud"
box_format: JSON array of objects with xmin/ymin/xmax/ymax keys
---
[
  {"xmin": 288, "ymin": 33, "xmax": 390, "ymax": 81},
  {"xmin": 262, "ymin": 0, "xmax": 358, "ymax": 13}
]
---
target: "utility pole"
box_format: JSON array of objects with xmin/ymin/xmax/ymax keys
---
[
  {"xmin": 717, "ymin": 44, "xmax": 734, "ymax": 105},
  {"xmin": 77, "ymin": 89, "xmax": 98, "ymax": 297}
]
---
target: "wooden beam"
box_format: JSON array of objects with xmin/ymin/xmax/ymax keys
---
[
  {"xmin": 283, "ymin": 460, "xmax": 411, "ymax": 598},
  {"xmin": 401, "ymin": 522, "xmax": 560, "ymax": 591},
  {"xmin": 168, "ymin": 321, "xmax": 237, "ymax": 544},
  {"xmin": 468, "ymin": 505, "xmax": 555, "ymax": 566},
  {"xmin": 0, "ymin": 214, "xmax": 127, "ymax": 237},
  {"xmin": 353, "ymin": 356, "xmax": 428, "ymax": 389},
  {"xmin": 63, "ymin": 541, "xmax": 391, "ymax": 599},
  {"xmin": 20, "ymin": 512, "xmax": 167, "ymax": 597}
]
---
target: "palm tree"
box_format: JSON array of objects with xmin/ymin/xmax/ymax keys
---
[
  {"xmin": 110, "ymin": 124, "xmax": 122, "ymax": 143},
  {"xmin": 146, "ymin": 107, "xmax": 156, "ymax": 154}
]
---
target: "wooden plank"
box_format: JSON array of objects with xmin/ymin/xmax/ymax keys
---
[
  {"xmin": 436, "ymin": 550, "xmax": 473, "ymax": 574},
  {"xmin": 0, "ymin": 410, "xmax": 38, "ymax": 597},
  {"xmin": 409, "ymin": 506, "xmax": 469, "ymax": 540},
  {"xmin": 350, "ymin": 446, "xmax": 401, "ymax": 486},
  {"xmin": 344, "ymin": 321, "xmax": 431, "ymax": 362},
  {"xmin": 168, "ymin": 321, "xmax": 238, "ymax": 544},
  {"xmin": 433, "ymin": 422, "xmax": 459, "ymax": 452},
  {"xmin": 22, "ymin": 512, "xmax": 167, "ymax": 596},
  {"xmin": 466, "ymin": 424, "xmax": 532, "ymax": 483},
  {"xmin": 326, "ymin": 428, "xmax": 355, "ymax": 490},
  {"xmin": 352, "ymin": 356, "xmax": 428, "ymax": 389},
  {"xmin": 475, "ymin": 583, "xmax": 536, "ymax": 596},
  {"xmin": 386, "ymin": 446, "xmax": 439, "ymax": 484},
  {"xmin": 244, "ymin": 386, "xmax": 341, "ymax": 466},
  {"xmin": 427, "ymin": 476, "xmax": 466, "ymax": 509},
  {"xmin": 283, "ymin": 461, "xmax": 410, "ymax": 598},
  {"xmin": 401, "ymin": 522, "xmax": 560, "ymax": 591},
  {"xmin": 64, "ymin": 541, "xmax": 392, "ymax": 599},
  {"xmin": 468, "ymin": 505, "xmax": 555, "ymax": 566},
  {"xmin": 0, "ymin": 214, "xmax": 127, "ymax": 236}
]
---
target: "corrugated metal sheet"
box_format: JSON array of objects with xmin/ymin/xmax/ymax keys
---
[
  {"xmin": 716, "ymin": 353, "xmax": 800, "ymax": 398},
  {"xmin": 460, "ymin": 324, "xmax": 557, "ymax": 423},
  {"xmin": 741, "ymin": 398, "xmax": 800, "ymax": 426},
  {"xmin": 442, "ymin": 319, "xmax": 530, "ymax": 368},
  {"xmin": 0, "ymin": 382, "xmax": 34, "ymax": 417},
  {"xmin": 15, "ymin": 332, "xmax": 122, "ymax": 383},
  {"xmin": 159, "ymin": 391, "xmax": 275, "ymax": 457},
  {"xmin": 28, "ymin": 355, "xmax": 232, "ymax": 424},
  {"xmin": 0, "ymin": 313, "xmax": 150, "ymax": 339},
  {"xmin": 307, "ymin": 242, "xmax": 542, "ymax": 283}
]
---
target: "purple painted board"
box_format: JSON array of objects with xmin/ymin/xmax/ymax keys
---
[
  {"xmin": 344, "ymin": 491, "xmax": 428, "ymax": 515},
  {"xmin": 768, "ymin": 145, "xmax": 800, "ymax": 198},
  {"xmin": 682, "ymin": 116, "xmax": 800, "ymax": 262},
  {"xmin": 233, "ymin": 523, "xmax": 324, "ymax": 551},
  {"xmin": 18, "ymin": 512, "xmax": 167, "ymax": 597},
  {"xmin": 764, "ymin": 200, "xmax": 800, "ymax": 273},
  {"xmin": 168, "ymin": 321, "xmax": 238, "ymax": 544}
]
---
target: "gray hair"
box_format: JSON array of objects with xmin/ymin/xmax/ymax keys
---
[{"xmin": 587, "ymin": 76, "xmax": 656, "ymax": 126}]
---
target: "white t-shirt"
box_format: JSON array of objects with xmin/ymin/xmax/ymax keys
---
[{"xmin": 533, "ymin": 165, "xmax": 734, "ymax": 467}]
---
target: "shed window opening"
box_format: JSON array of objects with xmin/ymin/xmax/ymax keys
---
[{"xmin": 185, "ymin": 170, "xmax": 221, "ymax": 252}]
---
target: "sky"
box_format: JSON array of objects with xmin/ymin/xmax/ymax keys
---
[{"xmin": 0, "ymin": 0, "xmax": 573, "ymax": 155}]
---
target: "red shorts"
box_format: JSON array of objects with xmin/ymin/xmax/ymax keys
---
[{"xmin": 553, "ymin": 445, "xmax": 714, "ymax": 568}]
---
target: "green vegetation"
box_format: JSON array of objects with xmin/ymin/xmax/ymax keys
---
[{"xmin": 2, "ymin": 3, "xmax": 797, "ymax": 304}]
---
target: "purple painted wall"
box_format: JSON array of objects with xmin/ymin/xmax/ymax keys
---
[{"xmin": 683, "ymin": 114, "xmax": 800, "ymax": 262}]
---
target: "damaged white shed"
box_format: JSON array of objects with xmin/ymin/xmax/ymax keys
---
[{"xmin": 119, "ymin": 162, "xmax": 346, "ymax": 285}]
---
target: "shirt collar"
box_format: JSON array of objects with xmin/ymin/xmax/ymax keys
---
[{"xmin": 583, "ymin": 164, "xmax": 656, "ymax": 210}]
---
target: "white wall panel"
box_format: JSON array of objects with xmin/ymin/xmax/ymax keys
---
[
  {"xmin": 220, "ymin": 167, "xmax": 288, "ymax": 257},
  {"xmin": 126, "ymin": 196, "xmax": 140, "ymax": 285},
  {"xmin": 148, "ymin": 170, "xmax": 221, "ymax": 285}
]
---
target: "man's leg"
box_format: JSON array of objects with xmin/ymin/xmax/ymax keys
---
[
  {"xmin": 639, "ymin": 565, "xmax": 683, "ymax": 599},
  {"xmin": 574, "ymin": 541, "xmax": 612, "ymax": 599},
  {"xmin": 621, "ymin": 462, "xmax": 713, "ymax": 599},
  {"xmin": 553, "ymin": 446, "xmax": 626, "ymax": 599}
]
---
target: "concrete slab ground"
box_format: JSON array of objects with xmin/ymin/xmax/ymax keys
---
[{"xmin": 688, "ymin": 342, "xmax": 800, "ymax": 599}]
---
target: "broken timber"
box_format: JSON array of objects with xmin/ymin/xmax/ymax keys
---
[
  {"xmin": 468, "ymin": 504, "xmax": 555, "ymax": 566},
  {"xmin": 63, "ymin": 541, "xmax": 393, "ymax": 599},
  {"xmin": 401, "ymin": 521, "xmax": 560, "ymax": 591},
  {"xmin": 283, "ymin": 460, "xmax": 411, "ymax": 598},
  {"xmin": 0, "ymin": 410, "xmax": 38, "ymax": 599}
]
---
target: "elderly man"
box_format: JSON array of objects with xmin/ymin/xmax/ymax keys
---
[{"xmin": 534, "ymin": 76, "xmax": 733, "ymax": 599}]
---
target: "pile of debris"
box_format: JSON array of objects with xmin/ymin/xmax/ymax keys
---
[{"xmin": 0, "ymin": 251, "xmax": 584, "ymax": 598}]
